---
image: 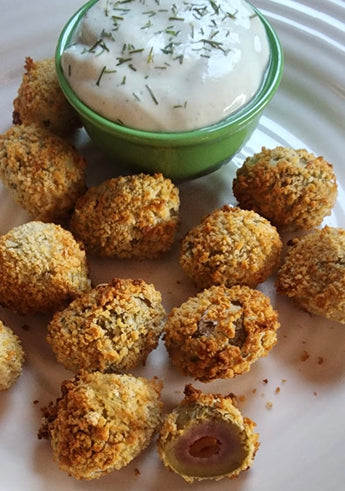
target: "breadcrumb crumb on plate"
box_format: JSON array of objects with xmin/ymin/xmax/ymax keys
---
[
  {"xmin": 0, "ymin": 124, "xmax": 87, "ymax": 222},
  {"xmin": 180, "ymin": 205, "xmax": 282, "ymax": 289},
  {"xmin": 276, "ymin": 226, "xmax": 345, "ymax": 323},
  {"xmin": 0, "ymin": 221, "xmax": 91, "ymax": 314},
  {"xmin": 47, "ymin": 278, "xmax": 166, "ymax": 373},
  {"xmin": 157, "ymin": 384, "xmax": 259, "ymax": 483},
  {"xmin": 0, "ymin": 320, "xmax": 25, "ymax": 391},
  {"xmin": 70, "ymin": 173, "xmax": 180, "ymax": 259},
  {"xmin": 38, "ymin": 371, "xmax": 163, "ymax": 480},
  {"xmin": 232, "ymin": 146, "xmax": 338, "ymax": 230},
  {"xmin": 164, "ymin": 285, "xmax": 280, "ymax": 382},
  {"xmin": 12, "ymin": 57, "xmax": 81, "ymax": 137}
]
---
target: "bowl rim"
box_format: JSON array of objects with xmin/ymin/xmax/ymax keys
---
[{"xmin": 55, "ymin": 0, "xmax": 284, "ymax": 142}]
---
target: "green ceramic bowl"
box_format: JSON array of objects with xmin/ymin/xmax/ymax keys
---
[{"xmin": 56, "ymin": 0, "xmax": 283, "ymax": 180}]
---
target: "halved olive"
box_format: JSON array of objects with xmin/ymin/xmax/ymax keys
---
[{"xmin": 157, "ymin": 385, "xmax": 259, "ymax": 482}]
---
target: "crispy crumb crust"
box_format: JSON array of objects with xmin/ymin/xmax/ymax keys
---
[
  {"xmin": 180, "ymin": 205, "xmax": 282, "ymax": 289},
  {"xmin": 38, "ymin": 371, "xmax": 163, "ymax": 480},
  {"xmin": 276, "ymin": 226, "xmax": 345, "ymax": 323},
  {"xmin": 163, "ymin": 285, "xmax": 280, "ymax": 382},
  {"xmin": 13, "ymin": 57, "xmax": 80, "ymax": 136},
  {"xmin": 0, "ymin": 221, "xmax": 91, "ymax": 314},
  {"xmin": 0, "ymin": 320, "xmax": 25, "ymax": 391},
  {"xmin": 47, "ymin": 278, "xmax": 166, "ymax": 373},
  {"xmin": 70, "ymin": 173, "xmax": 180, "ymax": 259},
  {"xmin": 0, "ymin": 124, "xmax": 87, "ymax": 222},
  {"xmin": 157, "ymin": 384, "xmax": 259, "ymax": 483},
  {"xmin": 233, "ymin": 146, "xmax": 337, "ymax": 230}
]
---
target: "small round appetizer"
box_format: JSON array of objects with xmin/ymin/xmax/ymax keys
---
[
  {"xmin": 180, "ymin": 205, "xmax": 282, "ymax": 289},
  {"xmin": 70, "ymin": 173, "xmax": 180, "ymax": 259},
  {"xmin": 0, "ymin": 320, "xmax": 25, "ymax": 391},
  {"xmin": 163, "ymin": 285, "xmax": 280, "ymax": 382},
  {"xmin": 0, "ymin": 221, "xmax": 91, "ymax": 314},
  {"xmin": 232, "ymin": 146, "xmax": 338, "ymax": 230},
  {"xmin": 276, "ymin": 226, "xmax": 345, "ymax": 323},
  {"xmin": 13, "ymin": 57, "xmax": 80, "ymax": 136},
  {"xmin": 157, "ymin": 384, "xmax": 259, "ymax": 483},
  {"xmin": 38, "ymin": 371, "xmax": 163, "ymax": 480},
  {"xmin": 47, "ymin": 278, "xmax": 166, "ymax": 373},
  {"xmin": 0, "ymin": 124, "xmax": 87, "ymax": 222}
]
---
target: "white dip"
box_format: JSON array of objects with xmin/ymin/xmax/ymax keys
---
[{"xmin": 61, "ymin": 0, "xmax": 270, "ymax": 131}]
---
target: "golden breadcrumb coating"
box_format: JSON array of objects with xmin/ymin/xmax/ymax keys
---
[
  {"xmin": 13, "ymin": 57, "xmax": 80, "ymax": 136},
  {"xmin": 70, "ymin": 173, "xmax": 180, "ymax": 259},
  {"xmin": 0, "ymin": 320, "xmax": 25, "ymax": 391},
  {"xmin": 157, "ymin": 384, "xmax": 259, "ymax": 483},
  {"xmin": 0, "ymin": 221, "xmax": 91, "ymax": 314},
  {"xmin": 38, "ymin": 371, "xmax": 163, "ymax": 480},
  {"xmin": 164, "ymin": 285, "xmax": 280, "ymax": 382},
  {"xmin": 180, "ymin": 205, "xmax": 282, "ymax": 289},
  {"xmin": 276, "ymin": 226, "xmax": 345, "ymax": 323},
  {"xmin": 47, "ymin": 278, "xmax": 166, "ymax": 373},
  {"xmin": 0, "ymin": 124, "xmax": 87, "ymax": 222},
  {"xmin": 233, "ymin": 146, "xmax": 337, "ymax": 230}
]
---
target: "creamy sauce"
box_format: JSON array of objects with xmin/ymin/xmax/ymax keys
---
[{"xmin": 62, "ymin": 0, "xmax": 270, "ymax": 131}]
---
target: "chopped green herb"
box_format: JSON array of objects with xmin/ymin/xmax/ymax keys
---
[
  {"xmin": 141, "ymin": 19, "xmax": 153, "ymax": 29},
  {"xmin": 190, "ymin": 22, "xmax": 195, "ymax": 38},
  {"xmin": 161, "ymin": 41, "xmax": 176, "ymax": 55},
  {"xmin": 201, "ymin": 38, "xmax": 229, "ymax": 54},
  {"xmin": 101, "ymin": 29, "xmax": 115, "ymax": 40},
  {"xmin": 223, "ymin": 9, "xmax": 238, "ymax": 20},
  {"xmin": 174, "ymin": 54, "xmax": 184, "ymax": 64},
  {"xmin": 145, "ymin": 84, "xmax": 159, "ymax": 105},
  {"xmin": 210, "ymin": 30, "xmax": 220, "ymax": 39},
  {"xmin": 165, "ymin": 29, "xmax": 181, "ymax": 37},
  {"xmin": 89, "ymin": 39, "xmax": 110, "ymax": 53},
  {"xmin": 96, "ymin": 66, "xmax": 107, "ymax": 86},
  {"xmin": 129, "ymin": 48, "xmax": 145, "ymax": 54},
  {"xmin": 147, "ymin": 46, "xmax": 154, "ymax": 63},
  {"xmin": 173, "ymin": 100, "xmax": 187, "ymax": 108},
  {"xmin": 209, "ymin": 1, "xmax": 220, "ymax": 15},
  {"xmin": 116, "ymin": 57, "xmax": 132, "ymax": 65}
]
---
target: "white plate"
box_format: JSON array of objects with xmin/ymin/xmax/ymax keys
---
[{"xmin": 1, "ymin": 1, "xmax": 345, "ymax": 490}]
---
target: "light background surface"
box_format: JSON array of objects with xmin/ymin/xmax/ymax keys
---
[{"xmin": 0, "ymin": 1, "xmax": 345, "ymax": 490}]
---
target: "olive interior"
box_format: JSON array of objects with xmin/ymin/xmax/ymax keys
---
[{"xmin": 164, "ymin": 404, "xmax": 248, "ymax": 478}]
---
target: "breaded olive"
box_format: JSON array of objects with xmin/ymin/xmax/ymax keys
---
[
  {"xmin": 0, "ymin": 320, "xmax": 25, "ymax": 391},
  {"xmin": 157, "ymin": 385, "xmax": 259, "ymax": 482},
  {"xmin": 180, "ymin": 205, "xmax": 282, "ymax": 289},
  {"xmin": 70, "ymin": 173, "xmax": 180, "ymax": 259},
  {"xmin": 38, "ymin": 371, "xmax": 163, "ymax": 480},
  {"xmin": 47, "ymin": 278, "xmax": 166, "ymax": 373},
  {"xmin": 0, "ymin": 124, "xmax": 86, "ymax": 222},
  {"xmin": 164, "ymin": 284, "xmax": 280, "ymax": 382},
  {"xmin": 0, "ymin": 221, "xmax": 91, "ymax": 314},
  {"xmin": 276, "ymin": 226, "xmax": 345, "ymax": 323},
  {"xmin": 233, "ymin": 146, "xmax": 337, "ymax": 230},
  {"xmin": 13, "ymin": 57, "xmax": 80, "ymax": 136}
]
